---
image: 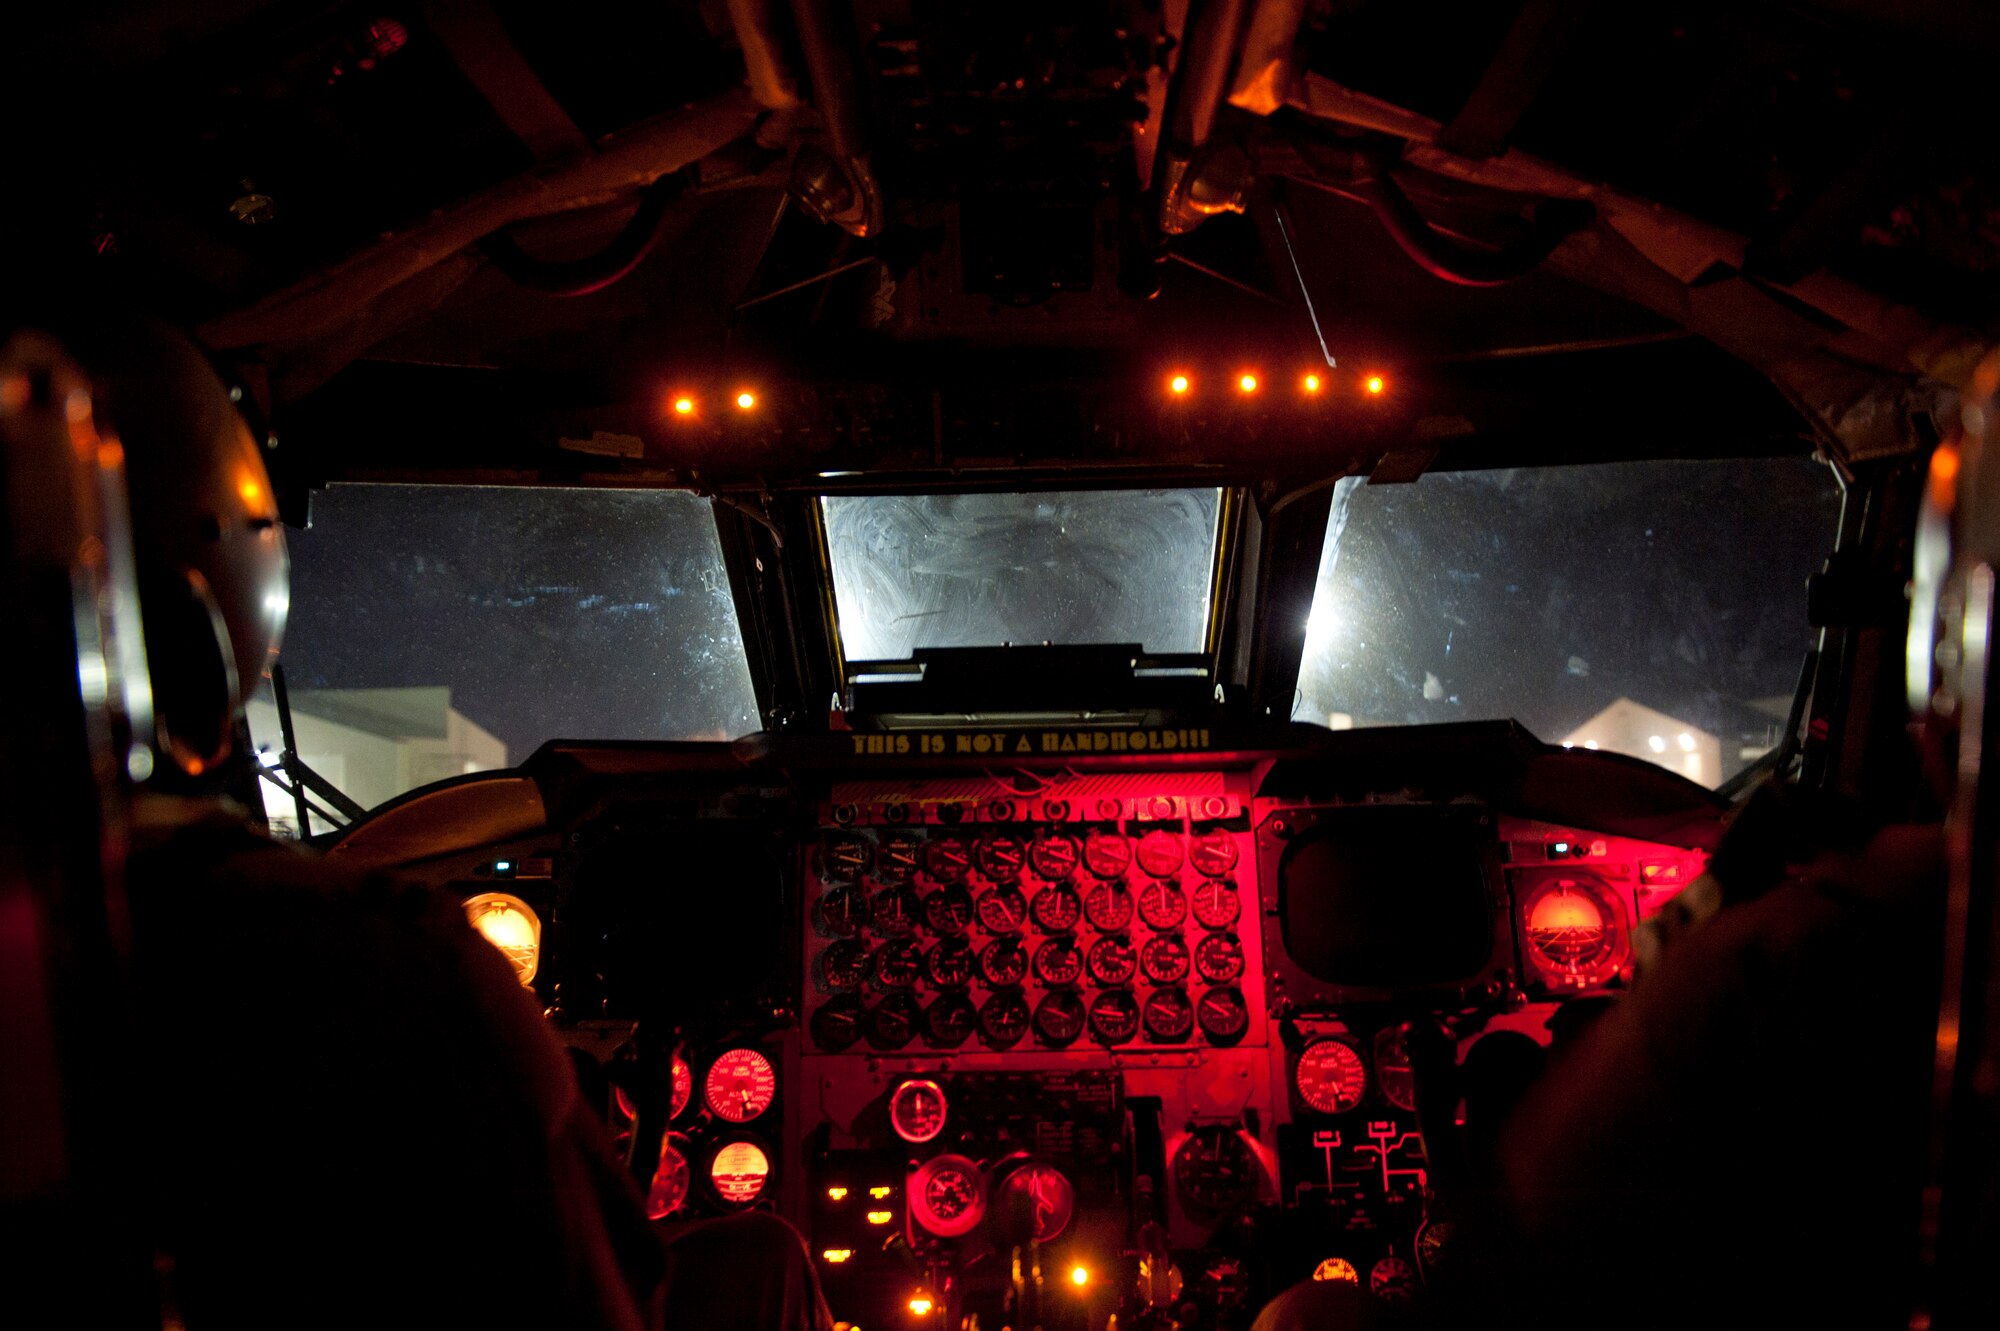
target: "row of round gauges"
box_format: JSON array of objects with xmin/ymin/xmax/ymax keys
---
[
  {"xmin": 810, "ymin": 983, "xmax": 1252, "ymax": 1050},
  {"xmin": 815, "ymin": 876, "xmax": 1243, "ymax": 940},
  {"xmin": 1292, "ymin": 1031, "xmax": 1417, "ymax": 1115},
  {"xmin": 818, "ymin": 828, "xmax": 1240, "ymax": 886},
  {"xmin": 820, "ymin": 930, "xmax": 1246, "ymax": 991}
]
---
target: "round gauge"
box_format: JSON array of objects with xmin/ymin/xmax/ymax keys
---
[
  {"xmin": 818, "ymin": 938, "xmax": 870, "ymax": 991},
  {"xmin": 813, "ymin": 885, "xmax": 872, "ymax": 938},
  {"xmin": 1196, "ymin": 987, "xmax": 1250, "ymax": 1044},
  {"xmin": 1144, "ymin": 987, "xmax": 1196, "ymax": 1042},
  {"xmin": 867, "ymin": 993, "xmax": 922, "ymax": 1050},
  {"xmin": 910, "ymin": 1154, "xmax": 988, "ymax": 1238},
  {"xmin": 810, "ymin": 997, "xmax": 864, "ymax": 1051},
  {"xmin": 1523, "ymin": 877, "xmax": 1621, "ymax": 987},
  {"xmin": 1193, "ymin": 932, "xmax": 1245, "ymax": 984},
  {"xmin": 1191, "ymin": 880, "xmax": 1240, "ymax": 929},
  {"xmin": 979, "ymin": 834, "xmax": 1027, "ymax": 882},
  {"xmin": 645, "ymin": 1137, "xmax": 692, "ymax": 1219},
  {"xmin": 1084, "ymin": 881, "xmax": 1134, "ymax": 932},
  {"xmin": 923, "ymin": 885, "xmax": 974, "ymax": 936},
  {"xmin": 1416, "ymin": 1219, "xmax": 1453, "ymax": 1277},
  {"xmin": 1139, "ymin": 879, "xmax": 1187, "ymax": 929},
  {"xmin": 877, "ymin": 832, "xmax": 923, "ymax": 882},
  {"xmin": 978, "ymin": 989, "xmax": 1031, "ymax": 1049},
  {"xmin": 979, "ymin": 939, "xmax": 1030, "ymax": 986},
  {"xmin": 708, "ymin": 1139, "xmax": 771, "ymax": 1207},
  {"xmin": 1190, "ymin": 832, "xmax": 1238, "ymax": 877},
  {"xmin": 670, "ymin": 1054, "xmax": 693, "ymax": 1119},
  {"xmin": 889, "ymin": 1079, "xmax": 949, "ymax": 1144},
  {"xmin": 1087, "ymin": 934, "xmax": 1138, "ymax": 985},
  {"xmin": 871, "ymin": 885, "xmax": 920, "ymax": 937},
  {"xmin": 820, "ymin": 834, "xmax": 871, "ymax": 883},
  {"xmin": 1033, "ymin": 991, "xmax": 1086, "ymax": 1046},
  {"xmin": 926, "ymin": 938, "xmax": 975, "ymax": 988},
  {"xmin": 1172, "ymin": 1125, "xmax": 1257, "ymax": 1214},
  {"xmin": 704, "ymin": 1049, "xmax": 776, "ymax": 1123},
  {"xmin": 976, "ymin": 885, "xmax": 1029, "ymax": 934},
  {"xmin": 1084, "ymin": 831, "xmax": 1132, "ymax": 878},
  {"xmin": 993, "ymin": 1162, "xmax": 1075, "ymax": 1242},
  {"xmin": 1031, "ymin": 833, "xmax": 1081, "ymax": 881},
  {"xmin": 1142, "ymin": 933, "xmax": 1191, "ymax": 983},
  {"xmin": 1295, "ymin": 1039, "xmax": 1369, "ymax": 1114},
  {"xmin": 925, "ymin": 836, "xmax": 973, "ymax": 884},
  {"xmin": 1088, "ymin": 988, "xmax": 1141, "ymax": 1044},
  {"xmin": 1136, "ymin": 830, "xmax": 1185, "ymax": 877},
  {"xmin": 1034, "ymin": 938, "xmax": 1084, "ymax": 987},
  {"xmin": 925, "ymin": 992, "xmax": 976, "ymax": 1048},
  {"xmin": 1374, "ymin": 1026, "xmax": 1417, "ymax": 1111},
  {"xmin": 1031, "ymin": 885, "xmax": 1083, "ymax": 934},
  {"xmin": 873, "ymin": 939, "xmax": 923, "ymax": 989},
  {"xmin": 1370, "ymin": 1257, "xmax": 1417, "ymax": 1300}
]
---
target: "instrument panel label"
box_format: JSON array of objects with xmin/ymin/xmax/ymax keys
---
[{"xmin": 849, "ymin": 728, "xmax": 1213, "ymax": 757}]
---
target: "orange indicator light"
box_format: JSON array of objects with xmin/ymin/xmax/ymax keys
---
[
  {"xmin": 1238, "ymin": 373, "xmax": 1258, "ymax": 393},
  {"xmin": 1364, "ymin": 375, "xmax": 1385, "ymax": 395},
  {"xmin": 823, "ymin": 1249, "xmax": 854, "ymax": 1263},
  {"xmin": 1070, "ymin": 1266, "xmax": 1090, "ymax": 1286},
  {"xmin": 827, "ymin": 1186, "xmax": 849, "ymax": 1201},
  {"xmin": 672, "ymin": 396, "xmax": 695, "ymax": 415},
  {"xmin": 908, "ymin": 1296, "xmax": 934, "ymax": 1316},
  {"xmin": 736, "ymin": 391, "xmax": 757, "ymax": 410},
  {"xmin": 866, "ymin": 1210, "xmax": 894, "ymax": 1225},
  {"xmin": 1313, "ymin": 1257, "xmax": 1359, "ymax": 1283},
  {"xmin": 1302, "ymin": 374, "xmax": 1321, "ymax": 393},
  {"xmin": 869, "ymin": 1185, "xmax": 894, "ymax": 1199},
  {"xmin": 1169, "ymin": 374, "xmax": 1190, "ymax": 395}
]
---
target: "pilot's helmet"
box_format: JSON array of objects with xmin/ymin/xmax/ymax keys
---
[{"xmin": 82, "ymin": 316, "xmax": 289, "ymax": 779}]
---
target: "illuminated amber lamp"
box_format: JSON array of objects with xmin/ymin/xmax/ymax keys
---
[
  {"xmin": 1364, "ymin": 374, "xmax": 1386, "ymax": 396},
  {"xmin": 671, "ymin": 395, "xmax": 696, "ymax": 417},
  {"xmin": 907, "ymin": 1294, "xmax": 935, "ymax": 1316},
  {"xmin": 826, "ymin": 1185, "xmax": 849, "ymax": 1201},
  {"xmin": 735, "ymin": 390, "xmax": 757, "ymax": 410},
  {"xmin": 1313, "ymin": 1257, "xmax": 1360, "ymax": 1283},
  {"xmin": 866, "ymin": 1210, "xmax": 895, "ymax": 1225},
  {"xmin": 1168, "ymin": 373, "xmax": 1191, "ymax": 396},
  {"xmin": 1302, "ymin": 373, "xmax": 1322, "ymax": 394},
  {"xmin": 1237, "ymin": 372, "xmax": 1259, "ymax": 394},
  {"xmin": 1070, "ymin": 1266, "xmax": 1090, "ymax": 1287},
  {"xmin": 462, "ymin": 892, "xmax": 540, "ymax": 986},
  {"xmin": 822, "ymin": 1249, "xmax": 854, "ymax": 1263},
  {"xmin": 868, "ymin": 1185, "xmax": 894, "ymax": 1199}
]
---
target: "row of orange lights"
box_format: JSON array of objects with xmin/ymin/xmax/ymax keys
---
[
  {"xmin": 1168, "ymin": 370, "xmax": 1385, "ymax": 398},
  {"xmin": 669, "ymin": 390, "xmax": 758, "ymax": 416},
  {"xmin": 899, "ymin": 1268, "xmax": 1087, "ymax": 1319}
]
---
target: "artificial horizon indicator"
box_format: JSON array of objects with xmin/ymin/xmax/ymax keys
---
[{"xmin": 709, "ymin": 1140, "xmax": 771, "ymax": 1206}]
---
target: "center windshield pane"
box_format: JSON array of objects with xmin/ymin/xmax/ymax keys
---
[
  {"xmin": 821, "ymin": 489, "xmax": 1223, "ymax": 661},
  {"xmin": 1293, "ymin": 458, "xmax": 1841, "ymax": 788}
]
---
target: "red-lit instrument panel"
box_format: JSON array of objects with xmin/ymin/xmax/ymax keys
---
[
  {"xmin": 1500, "ymin": 818, "xmax": 1706, "ymax": 993},
  {"xmin": 802, "ymin": 781, "xmax": 1265, "ymax": 1054}
]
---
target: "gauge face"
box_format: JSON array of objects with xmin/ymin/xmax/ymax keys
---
[
  {"xmin": 1142, "ymin": 933, "xmax": 1190, "ymax": 983},
  {"xmin": 910, "ymin": 1154, "xmax": 987, "ymax": 1237},
  {"xmin": 1295, "ymin": 1039, "xmax": 1369, "ymax": 1114},
  {"xmin": 1087, "ymin": 934, "xmax": 1138, "ymax": 985},
  {"xmin": 1191, "ymin": 880, "xmax": 1240, "ymax": 929},
  {"xmin": 645, "ymin": 1138, "xmax": 691, "ymax": 1219},
  {"xmin": 873, "ymin": 939, "xmax": 923, "ymax": 989},
  {"xmin": 1088, "ymin": 988, "xmax": 1141, "ymax": 1043},
  {"xmin": 1084, "ymin": 881, "xmax": 1134, "ymax": 932},
  {"xmin": 1173, "ymin": 1125, "xmax": 1256, "ymax": 1214},
  {"xmin": 994, "ymin": 1163, "xmax": 1075, "ymax": 1242},
  {"xmin": 1374, "ymin": 1026, "xmax": 1416, "ymax": 1111},
  {"xmin": 670, "ymin": 1055, "xmax": 693, "ymax": 1119},
  {"xmin": 1136, "ymin": 829, "xmax": 1185, "ymax": 877},
  {"xmin": 978, "ymin": 989, "xmax": 1031, "ymax": 1049},
  {"xmin": 813, "ymin": 885, "xmax": 872, "ymax": 938},
  {"xmin": 709, "ymin": 1139, "xmax": 771, "ymax": 1206},
  {"xmin": 927, "ymin": 938, "xmax": 975, "ymax": 988},
  {"xmin": 1031, "ymin": 885, "xmax": 1083, "ymax": 933},
  {"xmin": 1196, "ymin": 986, "xmax": 1250, "ymax": 1044},
  {"xmin": 1084, "ymin": 831, "xmax": 1132, "ymax": 878},
  {"xmin": 925, "ymin": 835, "xmax": 973, "ymax": 884},
  {"xmin": 1523, "ymin": 879, "xmax": 1620, "ymax": 985},
  {"xmin": 820, "ymin": 834, "xmax": 871, "ymax": 883},
  {"xmin": 979, "ymin": 834, "xmax": 1027, "ymax": 882},
  {"xmin": 818, "ymin": 938, "xmax": 870, "ymax": 991},
  {"xmin": 1370, "ymin": 1257, "xmax": 1417, "ymax": 1300},
  {"xmin": 1143, "ymin": 987, "xmax": 1196, "ymax": 1042},
  {"xmin": 925, "ymin": 992, "xmax": 977, "ymax": 1048},
  {"xmin": 979, "ymin": 939, "xmax": 1029, "ymax": 986},
  {"xmin": 1031, "ymin": 833, "xmax": 1080, "ymax": 881},
  {"xmin": 871, "ymin": 885, "xmax": 920, "ymax": 937},
  {"xmin": 876, "ymin": 832, "xmax": 922, "ymax": 882},
  {"xmin": 1139, "ymin": 879, "xmax": 1187, "ymax": 929},
  {"xmin": 1034, "ymin": 938, "xmax": 1084, "ymax": 986},
  {"xmin": 1190, "ymin": 832, "xmax": 1238, "ymax": 877},
  {"xmin": 1193, "ymin": 932, "xmax": 1245, "ymax": 984},
  {"xmin": 1033, "ymin": 990, "xmax": 1086, "ymax": 1046},
  {"xmin": 976, "ymin": 885, "xmax": 1029, "ymax": 933},
  {"xmin": 867, "ymin": 993, "xmax": 922, "ymax": 1050},
  {"xmin": 923, "ymin": 885, "xmax": 974, "ymax": 936},
  {"xmin": 704, "ymin": 1049, "xmax": 776, "ymax": 1123},
  {"xmin": 889, "ymin": 1079, "xmax": 949, "ymax": 1143},
  {"xmin": 810, "ymin": 997, "xmax": 864, "ymax": 1051}
]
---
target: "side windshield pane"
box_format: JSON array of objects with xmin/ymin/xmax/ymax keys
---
[
  {"xmin": 249, "ymin": 485, "xmax": 759, "ymax": 833},
  {"xmin": 821, "ymin": 489, "xmax": 1222, "ymax": 661},
  {"xmin": 1292, "ymin": 459, "xmax": 1841, "ymax": 788}
]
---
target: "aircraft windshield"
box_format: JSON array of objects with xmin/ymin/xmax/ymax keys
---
[
  {"xmin": 821, "ymin": 489, "xmax": 1224, "ymax": 662},
  {"xmin": 1293, "ymin": 457, "xmax": 1842, "ymax": 788},
  {"xmin": 247, "ymin": 484, "xmax": 760, "ymax": 833}
]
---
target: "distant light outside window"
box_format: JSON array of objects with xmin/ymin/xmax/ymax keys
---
[
  {"xmin": 248, "ymin": 485, "xmax": 759, "ymax": 833},
  {"xmin": 821, "ymin": 489, "xmax": 1223, "ymax": 662},
  {"xmin": 1292, "ymin": 459, "xmax": 1841, "ymax": 789}
]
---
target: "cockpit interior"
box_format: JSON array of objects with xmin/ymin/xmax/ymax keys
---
[{"xmin": 4, "ymin": 3, "xmax": 1998, "ymax": 1330}]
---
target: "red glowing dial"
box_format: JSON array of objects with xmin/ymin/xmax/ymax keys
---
[
  {"xmin": 976, "ymin": 885, "xmax": 1029, "ymax": 933},
  {"xmin": 1142, "ymin": 933, "xmax": 1191, "ymax": 983},
  {"xmin": 1031, "ymin": 834, "xmax": 1080, "ymax": 881},
  {"xmin": 1087, "ymin": 934, "xmax": 1138, "ymax": 985},
  {"xmin": 925, "ymin": 836, "xmax": 972, "ymax": 883},
  {"xmin": 1192, "ymin": 880, "xmax": 1240, "ymax": 928},
  {"xmin": 1031, "ymin": 885, "xmax": 1083, "ymax": 933},
  {"xmin": 994, "ymin": 1162, "xmax": 1075, "ymax": 1242},
  {"xmin": 1193, "ymin": 932, "xmax": 1245, "ymax": 983},
  {"xmin": 1136, "ymin": 830, "xmax": 1185, "ymax": 877},
  {"xmin": 704, "ymin": 1049, "xmax": 776, "ymax": 1123},
  {"xmin": 1084, "ymin": 881, "xmax": 1134, "ymax": 931},
  {"xmin": 645, "ymin": 1137, "xmax": 691, "ymax": 1219},
  {"xmin": 1294, "ymin": 1039, "xmax": 1369, "ymax": 1114},
  {"xmin": 1084, "ymin": 832, "xmax": 1132, "ymax": 878},
  {"xmin": 1190, "ymin": 832, "xmax": 1238, "ymax": 877},
  {"xmin": 910, "ymin": 1154, "xmax": 987, "ymax": 1237},
  {"xmin": 889, "ymin": 1079, "xmax": 949, "ymax": 1144},
  {"xmin": 1520, "ymin": 875, "xmax": 1625, "ymax": 988},
  {"xmin": 670, "ymin": 1054, "xmax": 692, "ymax": 1119},
  {"xmin": 708, "ymin": 1139, "xmax": 771, "ymax": 1206},
  {"xmin": 979, "ymin": 835, "xmax": 1027, "ymax": 882},
  {"xmin": 1139, "ymin": 879, "xmax": 1187, "ymax": 929}
]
